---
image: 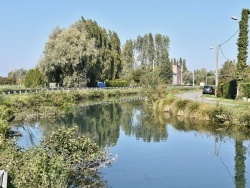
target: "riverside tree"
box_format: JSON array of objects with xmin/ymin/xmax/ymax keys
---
[
  {"xmin": 38, "ymin": 17, "xmax": 122, "ymax": 87},
  {"xmin": 236, "ymin": 8, "xmax": 250, "ymax": 99},
  {"xmin": 122, "ymin": 33, "xmax": 173, "ymax": 85}
]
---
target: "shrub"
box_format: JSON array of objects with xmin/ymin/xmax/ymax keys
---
[
  {"xmin": 0, "ymin": 127, "xmax": 109, "ymax": 187},
  {"xmin": 217, "ymin": 80, "xmax": 237, "ymax": 99},
  {"xmin": 206, "ymin": 104, "xmax": 232, "ymax": 123},
  {"xmin": 106, "ymin": 79, "xmax": 128, "ymax": 87},
  {"xmin": 241, "ymin": 82, "xmax": 250, "ymax": 98}
]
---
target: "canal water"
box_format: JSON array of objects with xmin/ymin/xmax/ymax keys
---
[{"xmin": 12, "ymin": 98, "xmax": 250, "ymax": 188}]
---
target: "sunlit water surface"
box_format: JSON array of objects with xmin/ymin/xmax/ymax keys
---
[{"xmin": 12, "ymin": 99, "xmax": 250, "ymax": 188}]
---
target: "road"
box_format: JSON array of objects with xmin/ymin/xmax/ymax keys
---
[{"xmin": 176, "ymin": 91, "xmax": 223, "ymax": 104}]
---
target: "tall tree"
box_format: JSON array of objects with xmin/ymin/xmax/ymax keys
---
[
  {"xmin": 182, "ymin": 59, "xmax": 188, "ymax": 72},
  {"xmin": 148, "ymin": 33, "xmax": 155, "ymax": 65},
  {"xmin": 236, "ymin": 8, "xmax": 250, "ymax": 99},
  {"xmin": 154, "ymin": 34, "xmax": 170, "ymax": 67},
  {"xmin": 122, "ymin": 40, "xmax": 135, "ymax": 73},
  {"xmin": 121, "ymin": 33, "xmax": 172, "ymax": 86},
  {"xmin": 38, "ymin": 17, "xmax": 122, "ymax": 87}
]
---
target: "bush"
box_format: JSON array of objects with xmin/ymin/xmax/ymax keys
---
[
  {"xmin": 0, "ymin": 127, "xmax": 109, "ymax": 187},
  {"xmin": 106, "ymin": 79, "xmax": 128, "ymax": 87},
  {"xmin": 217, "ymin": 80, "xmax": 237, "ymax": 99},
  {"xmin": 241, "ymin": 82, "xmax": 250, "ymax": 98}
]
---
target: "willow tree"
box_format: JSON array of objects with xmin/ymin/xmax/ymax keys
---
[
  {"xmin": 38, "ymin": 17, "xmax": 122, "ymax": 87},
  {"xmin": 236, "ymin": 9, "xmax": 250, "ymax": 99},
  {"xmin": 81, "ymin": 18, "xmax": 122, "ymax": 84},
  {"xmin": 38, "ymin": 25, "xmax": 97, "ymax": 87}
]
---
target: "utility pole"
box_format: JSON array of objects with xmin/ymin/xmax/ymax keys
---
[
  {"xmin": 192, "ymin": 70, "xmax": 195, "ymax": 89},
  {"xmin": 215, "ymin": 44, "xmax": 219, "ymax": 96},
  {"xmin": 181, "ymin": 61, "xmax": 183, "ymax": 85}
]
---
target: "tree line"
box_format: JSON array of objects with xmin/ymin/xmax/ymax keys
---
[
  {"xmin": 1, "ymin": 17, "xmax": 190, "ymax": 88},
  {"xmin": 6, "ymin": 12, "xmax": 250, "ymax": 92}
]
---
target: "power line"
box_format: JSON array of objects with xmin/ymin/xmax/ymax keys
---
[
  {"xmin": 219, "ymin": 45, "xmax": 227, "ymax": 60},
  {"xmin": 217, "ymin": 29, "xmax": 239, "ymax": 60},
  {"xmin": 219, "ymin": 29, "xmax": 239, "ymax": 46}
]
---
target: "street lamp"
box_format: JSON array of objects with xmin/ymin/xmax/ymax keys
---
[{"xmin": 231, "ymin": 16, "xmax": 238, "ymax": 21}]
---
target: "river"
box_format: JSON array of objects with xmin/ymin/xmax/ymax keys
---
[{"xmin": 11, "ymin": 98, "xmax": 250, "ymax": 188}]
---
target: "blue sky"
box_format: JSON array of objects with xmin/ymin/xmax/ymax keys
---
[{"xmin": 0, "ymin": 0, "xmax": 249, "ymax": 77}]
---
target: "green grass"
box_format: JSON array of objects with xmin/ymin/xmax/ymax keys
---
[{"xmin": 201, "ymin": 94, "xmax": 248, "ymax": 106}]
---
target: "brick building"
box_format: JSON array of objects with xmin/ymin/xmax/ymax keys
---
[{"xmin": 172, "ymin": 65, "xmax": 182, "ymax": 85}]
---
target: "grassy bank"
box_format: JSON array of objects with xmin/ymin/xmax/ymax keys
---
[
  {"xmin": 143, "ymin": 85, "xmax": 250, "ymax": 129},
  {"xmin": 0, "ymin": 88, "xmax": 144, "ymax": 187},
  {"xmin": 153, "ymin": 93, "xmax": 250, "ymax": 128},
  {"xmin": 0, "ymin": 87, "xmax": 143, "ymax": 122}
]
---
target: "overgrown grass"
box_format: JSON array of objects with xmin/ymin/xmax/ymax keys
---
[
  {"xmin": 153, "ymin": 93, "xmax": 250, "ymax": 127},
  {"xmin": 202, "ymin": 94, "xmax": 248, "ymax": 105}
]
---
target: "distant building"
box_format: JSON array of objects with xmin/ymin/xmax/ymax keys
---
[{"xmin": 172, "ymin": 65, "xmax": 182, "ymax": 85}]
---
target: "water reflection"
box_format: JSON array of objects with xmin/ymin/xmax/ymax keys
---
[
  {"xmin": 12, "ymin": 99, "xmax": 250, "ymax": 187},
  {"xmin": 153, "ymin": 111, "xmax": 249, "ymax": 188}
]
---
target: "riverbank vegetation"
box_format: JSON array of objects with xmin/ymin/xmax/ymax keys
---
[
  {"xmin": 149, "ymin": 85, "xmax": 250, "ymax": 129},
  {"xmin": 0, "ymin": 87, "xmax": 142, "ymax": 122},
  {"xmin": 0, "ymin": 8, "xmax": 249, "ymax": 187},
  {"xmin": 0, "ymin": 88, "xmax": 142, "ymax": 187},
  {"xmin": 0, "ymin": 124, "xmax": 110, "ymax": 187}
]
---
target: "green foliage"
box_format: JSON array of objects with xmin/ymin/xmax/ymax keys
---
[
  {"xmin": 0, "ymin": 119, "xmax": 10, "ymax": 136},
  {"xmin": 238, "ymin": 111, "xmax": 250, "ymax": 126},
  {"xmin": 173, "ymin": 99, "xmax": 190, "ymax": 113},
  {"xmin": 220, "ymin": 60, "xmax": 236, "ymax": 83},
  {"xmin": 43, "ymin": 127, "xmax": 108, "ymax": 186},
  {"xmin": 159, "ymin": 61, "xmax": 173, "ymax": 84},
  {"xmin": 121, "ymin": 33, "xmax": 172, "ymax": 86},
  {"xmin": 0, "ymin": 127, "xmax": 108, "ymax": 187},
  {"xmin": 0, "ymin": 76, "xmax": 16, "ymax": 85},
  {"xmin": 106, "ymin": 79, "xmax": 128, "ymax": 87},
  {"xmin": 236, "ymin": 9, "xmax": 250, "ymax": 98},
  {"xmin": 24, "ymin": 68, "xmax": 45, "ymax": 88},
  {"xmin": 0, "ymin": 88, "xmax": 142, "ymax": 122},
  {"xmin": 122, "ymin": 40, "xmax": 135, "ymax": 71},
  {"xmin": 241, "ymin": 82, "xmax": 250, "ymax": 98},
  {"xmin": 39, "ymin": 17, "xmax": 122, "ymax": 87},
  {"xmin": 187, "ymin": 102, "xmax": 200, "ymax": 114},
  {"xmin": 8, "ymin": 68, "xmax": 27, "ymax": 85},
  {"xmin": 145, "ymin": 85, "xmax": 169, "ymax": 105},
  {"xmin": 131, "ymin": 69, "xmax": 143, "ymax": 83},
  {"xmin": 217, "ymin": 60, "xmax": 237, "ymax": 98},
  {"xmin": 217, "ymin": 80, "xmax": 237, "ymax": 99}
]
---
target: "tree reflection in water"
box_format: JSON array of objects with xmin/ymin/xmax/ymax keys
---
[
  {"xmin": 156, "ymin": 111, "xmax": 248, "ymax": 188},
  {"xmin": 12, "ymin": 99, "xmax": 250, "ymax": 187}
]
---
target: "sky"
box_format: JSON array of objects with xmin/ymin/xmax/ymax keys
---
[{"xmin": 0, "ymin": 0, "xmax": 249, "ymax": 77}]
